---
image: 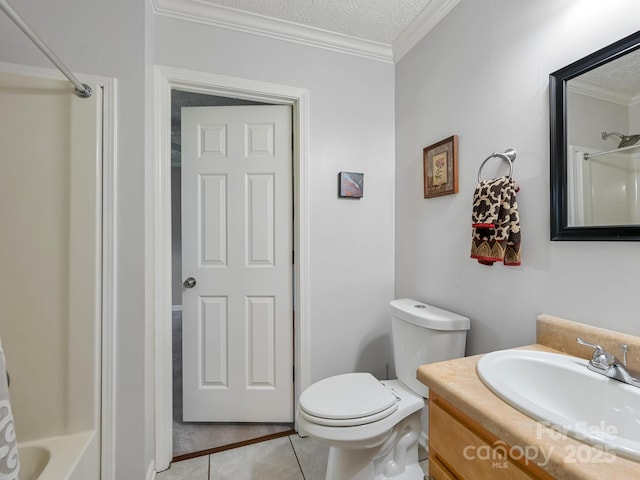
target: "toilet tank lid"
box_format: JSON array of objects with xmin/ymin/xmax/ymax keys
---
[{"xmin": 390, "ymin": 298, "xmax": 470, "ymax": 331}]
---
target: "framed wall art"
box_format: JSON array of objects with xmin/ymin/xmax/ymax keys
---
[
  {"xmin": 338, "ymin": 171, "xmax": 364, "ymax": 198},
  {"xmin": 423, "ymin": 135, "xmax": 458, "ymax": 198}
]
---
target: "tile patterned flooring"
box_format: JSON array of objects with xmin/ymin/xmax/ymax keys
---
[
  {"xmin": 157, "ymin": 434, "xmax": 326, "ymax": 480},
  {"xmin": 157, "ymin": 433, "xmax": 429, "ymax": 480}
]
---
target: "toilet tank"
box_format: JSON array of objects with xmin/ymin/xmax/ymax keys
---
[{"xmin": 390, "ymin": 298, "xmax": 470, "ymax": 397}]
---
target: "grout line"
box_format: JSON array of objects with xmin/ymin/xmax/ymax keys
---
[{"xmin": 289, "ymin": 434, "xmax": 306, "ymax": 480}]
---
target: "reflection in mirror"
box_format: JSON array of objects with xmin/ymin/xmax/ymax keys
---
[
  {"xmin": 550, "ymin": 31, "xmax": 640, "ymax": 240},
  {"xmin": 567, "ymin": 50, "xmax": 640, "ymax": 227}
]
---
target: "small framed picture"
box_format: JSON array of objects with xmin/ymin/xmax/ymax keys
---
[
  {"xmin": 423, "ymin": 135, "xmax": 458, "ymax": 198},
  {"xmin": 338, "ymin": 172, "xmax": 364, "ymax": 198}
]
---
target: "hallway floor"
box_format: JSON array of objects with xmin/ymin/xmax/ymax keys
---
[{"xmin": 157, "ymin": 433, "xmax": 429, "ymax": 479}]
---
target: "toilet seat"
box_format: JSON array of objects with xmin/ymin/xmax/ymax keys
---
[
  {"xmin": 299, "ymin": 402, "xmax": 398, "ymax": 427},
  {"xmin": 299, "ymin": 373, "xmax": 399, "ymax": 427}
]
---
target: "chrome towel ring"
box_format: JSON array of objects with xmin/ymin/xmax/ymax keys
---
[{"xmin": 477, "ymin": 148, "xmax": 517, "ymax": 182}]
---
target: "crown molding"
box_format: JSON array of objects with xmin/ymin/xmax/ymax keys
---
[
  {"xmin": 151, "ymin": 0, "xmax": 394, "ymax": 63},
  {"xmin": 151, "ymin": 0, "xmax": 457, "ymax": 63},
  {"xmin": 393, "ymin": 0, "xmax": 460, "ymax": 62},
  {"xmin": 569, "ymin": 78, "xmax": 637, "ymax": 106}
]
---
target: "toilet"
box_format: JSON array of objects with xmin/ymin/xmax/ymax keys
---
[{"xmin": 296, "ymin": 298, "xmax": 470, "ymax": 480}]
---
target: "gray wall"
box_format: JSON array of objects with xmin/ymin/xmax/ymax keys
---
[
  {"xmin": 395, "ymin": 0, "xmax": 640, "ymax": 356},
  {"xmin": 568, "ymin": 91, "xmax": 629, "ymax": 150}
]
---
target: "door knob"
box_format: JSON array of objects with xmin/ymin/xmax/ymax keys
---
[{"xmin": 183, "ymin": 277, "xmax": 197, "ymax": 288}]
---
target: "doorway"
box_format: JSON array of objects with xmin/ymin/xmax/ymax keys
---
[
  {"xmin": 153, "ymin": 66, "xmax": 311, "ymax": 471},
  {"xmin": 171, "ymin": 91, "xmax": 294, "ymax": 457}
]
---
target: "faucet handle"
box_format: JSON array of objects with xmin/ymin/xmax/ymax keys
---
[
  {"xmin": 576, "ymin": 338, "xmax": 615, "ymax": 371},
  {"xmin": 577, "ymin": 337, "xmax": 603, "ymax": 355}
]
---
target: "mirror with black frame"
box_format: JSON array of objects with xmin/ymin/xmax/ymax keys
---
[{"xmin": 550, "ymin": 30, "xmax": 640, "ymax": 241}]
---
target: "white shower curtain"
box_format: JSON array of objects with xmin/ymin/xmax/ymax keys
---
[{"xmin": 0, "ymin": 336, "xmax": 18, "ymax": 480}]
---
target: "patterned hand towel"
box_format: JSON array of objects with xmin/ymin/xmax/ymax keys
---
[{"xmin": 470, "ymin": 176, "xmax": 521, "ymax": 266}]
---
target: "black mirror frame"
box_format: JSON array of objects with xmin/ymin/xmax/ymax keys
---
[{"xmin": 550, "ymin": 30, "xmax": 640, "ymax": 241}]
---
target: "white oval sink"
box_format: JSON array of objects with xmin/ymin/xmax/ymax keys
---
[{"xmin": 476, "ymin": 349, "xmax": 640, "ymax": 461}]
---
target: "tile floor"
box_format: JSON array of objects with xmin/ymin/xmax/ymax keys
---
[{"xmin": 157, "ymin": 433, "xmax": 429, "ymax": 480}]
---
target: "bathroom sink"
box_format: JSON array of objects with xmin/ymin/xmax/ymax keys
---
[{"xmin": 476, "ymin": 349, "xmax": 640, "ymax": 461}]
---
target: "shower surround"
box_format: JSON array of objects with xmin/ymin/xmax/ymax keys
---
[{"xmin": 0, "ymin": 70, "xmax": 102, "ymax": 479}]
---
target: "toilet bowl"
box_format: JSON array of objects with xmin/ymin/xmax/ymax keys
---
[{"xmin": 296, "ymin": 299, "xmax": 470, "ymax": 480}]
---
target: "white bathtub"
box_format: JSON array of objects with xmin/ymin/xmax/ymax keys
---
[{"xmin": 18, "ymin": 431, "xmax": 97, "ymax": 480}]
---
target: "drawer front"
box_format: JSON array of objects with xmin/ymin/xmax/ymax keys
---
[
  {"xmin": 428, "ymin": 457, "xmax": 457, "ymax": 480},
  {"xmin": 430, "ymin": 400, "xmax": 535, "ymax": 480}
]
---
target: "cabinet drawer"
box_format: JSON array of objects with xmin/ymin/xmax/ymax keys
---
[
  {"xmin": 428, "ymin": 457, "xmax": 457, "ymax": 480},
  {"xmin": 430, "ymin": 400, "xmax": 535, "ymax": 480}
]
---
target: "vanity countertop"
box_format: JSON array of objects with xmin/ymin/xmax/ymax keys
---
[
  {"xmin": 417, "ymin": 321, "xmax": 640, "ymax": 480},
  {"xmin": 417, "ymin": 344, "xmax": 640, "ymax": 480}
]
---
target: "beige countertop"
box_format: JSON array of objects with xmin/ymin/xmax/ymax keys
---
[{"xmin": 417, "ymin": 315, "xmax": 640, "ymax": 480}]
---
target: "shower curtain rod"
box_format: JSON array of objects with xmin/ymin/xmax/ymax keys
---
[
  {"xmin": 584, "ymin": 143, "xmax": 640, "ymax": 160},
  {"xmin": 0, "ymin": 0, "xmax": 92, "ymax": 98}
]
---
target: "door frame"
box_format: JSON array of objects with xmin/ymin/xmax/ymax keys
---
[{"xmin": 153, "ymin": 65, "xmax": 311, "ymax": 471}]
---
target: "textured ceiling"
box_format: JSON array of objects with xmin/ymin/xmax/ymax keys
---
[
  {"xmin": 577, "ymin": 49, "xmax": 640, "ymax": 98},
  {"xmin": 198, "ymin": 0, "xmax": 432, "ymax": 43}
]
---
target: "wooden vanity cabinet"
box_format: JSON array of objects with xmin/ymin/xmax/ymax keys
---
[
  {"xmin": 428, "ymin": 392, "xmax": 554, "ymax": 480},
  {"xmin": 428, "ymin": 456, "xmax": 457, "ymax": 480}
]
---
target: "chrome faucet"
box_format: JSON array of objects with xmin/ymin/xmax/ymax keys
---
[{"xmin": 577, "ymin": 338, "xmax": 640, "ymax": 388}]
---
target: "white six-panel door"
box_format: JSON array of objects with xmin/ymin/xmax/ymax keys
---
[{"xmin": 181, "ymin": 105, "xmax": 293, "ymax": 422}]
